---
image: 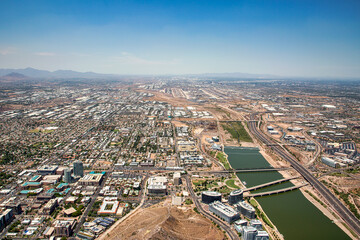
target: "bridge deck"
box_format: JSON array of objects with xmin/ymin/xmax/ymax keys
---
[
  {"xmin": 198, "ymin": 167, "xmax": 291, "ymax": 174},
  {"xmin": 243, "ymin": 177, "xmax": 299, "ymax": 192},
  {"xmin": 246, "ymin": 184, "xmax": 308, "ymax": 197}
]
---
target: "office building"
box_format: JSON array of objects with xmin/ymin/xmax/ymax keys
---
[
  {"xmin": 209, "ymin": 201, "xmax": 240, "ymax": 223},
  {"xmin": 250, "ymin": 219, "xmax": 262, "ymax": 230},
  {"xmin": 236, "ymin": 201, "xmax": 256, "ymax": 219},
  {"xmin": 0, "ymin": 208, "xmax": 14, "ymax": 232},
  {"xmin": 37, "ymin": 165, "xmax": 58, "ymax": 175},
  {"xmin": 73, "ymin": 160, "xmax": 84, "ymax": 177},
  {"xmin": 243, "ymin": 226, "xmax": 257, "ymax": 240},
  {"xmin": 201, "ymin": 191, "xmax": 222, "ymax": 204},
  {"xmin": 173, "ymin": 172, "xmax": 182, "ymax": 185},
  {"xmin": 98, "ymin": 199, "xmax": 119, "ymax": 215},
  {"xmin": 255, "ymin": 231, "xmax": 269, "ymax": 240},
  {"xmin": 79, "ymin": 174, "xmax": 103, "ymax": 186},
  {"xmin": 228, "ymin": 189, "xmax": 243, "ymax": 205},
  {"xmin": 54, "ymin": 220, "xmax": 75, "ymax": 237},
  {"xmin": 235, "ymin": 219, "xmax": 248, "ymax": 227},
  {"xmin": 147, "ymin": 176, "xmax": 167, "ymax": 195},
  {"xmin": 63, "ymin": 168, "xmax": 72, "ymax": 183},
  {"xmin": 42, "ymin": 199, "xmax": 58, "ymax": 215}
]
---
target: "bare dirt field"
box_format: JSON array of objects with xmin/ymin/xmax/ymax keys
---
[{"xmin": 105, "ymin": 206, "xmax": 224, "ymax": 240}]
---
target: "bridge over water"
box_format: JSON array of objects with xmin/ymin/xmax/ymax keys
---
[
  {"xmin": 243, "ymin": 177, "xmax": 299, "ymax": 192},
  {"xmin": 196, "ymin": 167, "xmax": 291, "ymax": 174},
  {"xmin": 245, "ymin": 184, "xmax": 309, "ymax": 198}
]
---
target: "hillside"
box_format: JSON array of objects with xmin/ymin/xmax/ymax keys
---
[{"xmin": 104, "ymin": 206, "xmax": 224, "ymax": 240}]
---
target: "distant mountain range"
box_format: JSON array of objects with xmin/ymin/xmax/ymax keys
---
[
  {"xmin": 0, "ymin": 67, "xmax": 283, "ymax": 80},
  {"xmin": 0, "ymin": 67, "xmax": 358, "ymax": 81},
  {"xmin": 0, "ymin": 67, "xmax": 117, "ymax": 79}
]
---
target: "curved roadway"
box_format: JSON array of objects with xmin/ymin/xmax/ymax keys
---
[
  {"xmin": 184, "ymin": 175, "xmax": 239, "ymax": 240},
  {"xmin": 248, "ymin": 115, "xmax": 360, "ymax": 237}
]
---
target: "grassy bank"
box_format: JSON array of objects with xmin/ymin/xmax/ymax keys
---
[
  {"xmin": 221, "ymin": 121, "xmax": 253, "ymax": 143},
  {"xmin": 216, "ymin": 151, "xmax": 231, "ymax": 170}
]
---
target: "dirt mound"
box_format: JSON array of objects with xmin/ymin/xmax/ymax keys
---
[{"xmin": 105, "ymin": 207, "xmax": 224, "ymax": 240}]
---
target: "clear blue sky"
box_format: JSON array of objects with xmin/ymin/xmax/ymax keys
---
[{"xmin": 0, "ymin": 0, "xmax": 359, "ymax": 77}]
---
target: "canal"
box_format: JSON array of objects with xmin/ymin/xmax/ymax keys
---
[{"xmin": 225, "ymin": 146, "xmax": 350, "ymax": 240}]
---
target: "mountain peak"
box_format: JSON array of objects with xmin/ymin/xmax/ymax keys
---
[{"xmin": 4, "ymin": 72, "xmax": 28, "ymax": 78}]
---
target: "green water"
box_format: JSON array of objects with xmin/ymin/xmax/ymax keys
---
[{"xmin": 225, "ymin": 146, "xmax": 351, "ymax": 240}]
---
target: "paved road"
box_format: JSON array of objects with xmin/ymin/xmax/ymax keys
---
[
  {"xmin": 248, "ymin": 114, "xmax": 360, "ymax": 237},
  {"xmin": 184, "ymin": 175, "xmax": 239, "ymax": 240},
  {"xmin": 71, "ymin": 172, "xmax": 109, "ymax": 238}
]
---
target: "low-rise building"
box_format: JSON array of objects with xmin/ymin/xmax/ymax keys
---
[
  {"xmin": 250, "ymin": 219, "xmax": 262, "ymax": 230},
  {"xmin": 147, "ymin": 176, "xmax": 167, "ymax": 195},
  {"xmin": 98, "ymin": 199, "xmax": 119, "ymax": 215},
  {"xmin": 255, "ymin": 231, "xmax": 269, "ymax": 240},
  {"xmin": 37, "ymin": 165, "xmax": 58, "ymax": 176},
  {"xmin": 79, "ymin": 174, "xmax": 104, "ymax": 186}
]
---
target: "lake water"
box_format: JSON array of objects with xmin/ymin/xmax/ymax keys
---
[{"xmin": 225, "ymin": 146, "xmax": 350, "ymax": 240}]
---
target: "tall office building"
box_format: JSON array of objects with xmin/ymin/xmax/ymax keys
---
[
  {"xmin": 73, "ymin": 160, "xmax": 84, "ymax": 177},
  {"xmin": 243, "ymin": 226, "xmax": 258, "ymax": 240},
  {"xmin": 228, "ymin": 189, "xmax": 243, "ymax": 205},
  {"xmin": 63, "ymin": 168, "xmax": 72, "ymax": 183}
]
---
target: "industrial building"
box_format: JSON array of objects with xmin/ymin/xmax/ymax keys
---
[
  {"xmin": 201, "ymin": 191, "xmax": 222, "ymax": 204},
  {"xmin": 228, "ymin": 189, "xmax": 243, "ymax": 205},
  {"xmin": 209, "ymin": 201, "xmax": 240, "ymax": 223},
  {"xmin": 321, "ymin": 157, "xmax": 338, "ymax": 168},
  {"xmin": 236, "ymin": 201, "xmax": 256, "ymax": 219}
]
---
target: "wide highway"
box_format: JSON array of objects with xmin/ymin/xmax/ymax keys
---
[{"xmin": 248, "ymin": 115, "xmax": 360, "ymax": 236}]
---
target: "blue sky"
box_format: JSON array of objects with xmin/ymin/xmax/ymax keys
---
[{"xmin": 0, "ymin": 0, "xmax": 359, "ymax": 77}]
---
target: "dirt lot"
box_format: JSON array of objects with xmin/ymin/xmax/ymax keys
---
[{"xmin": 105, "ymin": 206, "xmax": 224, "ymax": 240}]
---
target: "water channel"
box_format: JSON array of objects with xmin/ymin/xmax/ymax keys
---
[{"xmin": 225, "ymin": 146, "xmax": 350, "ymax": 240}]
